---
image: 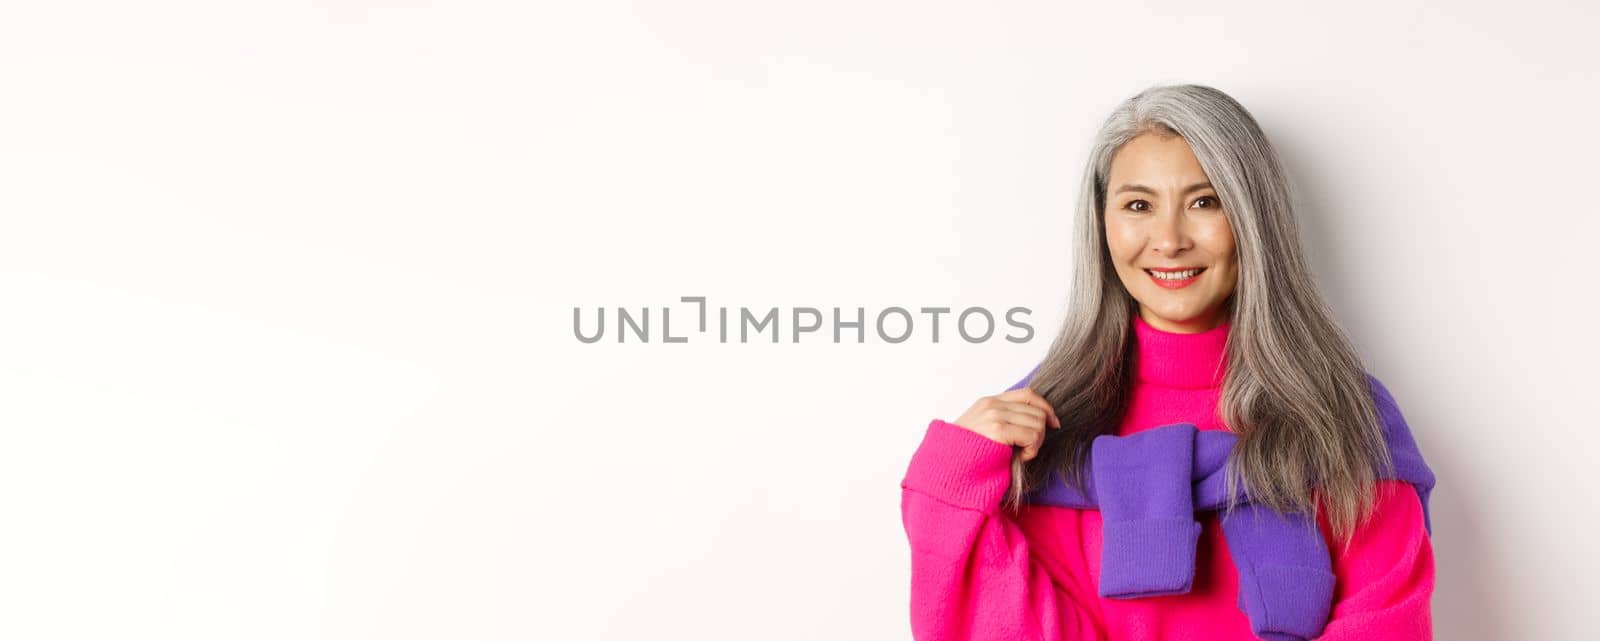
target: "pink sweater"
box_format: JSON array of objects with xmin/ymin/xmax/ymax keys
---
[{"xmin": 899, "ymin": 315, "xmax": 1435, "ymax": 640}]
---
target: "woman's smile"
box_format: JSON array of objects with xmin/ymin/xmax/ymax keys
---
[{"xmin": 1145, "ymin": 266, "xmax": 1207, "ymax": 289}]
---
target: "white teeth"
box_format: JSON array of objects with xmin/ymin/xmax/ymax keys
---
[{"xmin": 1148, "ymin": 268, "xmax": 1202, "ymax": 280}]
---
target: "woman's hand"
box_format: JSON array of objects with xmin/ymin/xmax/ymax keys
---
[{"xmin": 950, "ymin": 388, "xmax": 1062, "ymax": 461}]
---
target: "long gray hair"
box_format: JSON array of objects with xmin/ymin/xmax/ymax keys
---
[{"xmin": 1008, "ymin": 83, "xmax": 1396, "ymax": 545}]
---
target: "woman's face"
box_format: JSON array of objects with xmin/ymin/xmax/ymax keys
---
[{"xmin": 1103, "ymin": 132, "xmax": 1239, "ymax": 334}]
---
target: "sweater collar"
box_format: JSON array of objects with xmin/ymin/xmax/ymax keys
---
[{"xmin": 1132, "ymin": 313, "xmax": 1230, "ymax": 389}]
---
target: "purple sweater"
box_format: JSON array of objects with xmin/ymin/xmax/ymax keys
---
[{"xmin": 1007, "ymin": 368, "xmax": 1436, "ymax": 641}]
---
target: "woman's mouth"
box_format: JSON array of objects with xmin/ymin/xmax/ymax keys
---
[{"xmin": 1144, "ymin": 267, "xmax": 1205, "ymax": 289}]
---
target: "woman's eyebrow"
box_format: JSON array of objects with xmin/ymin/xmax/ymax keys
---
[{"xmin": 1113, "ymin": 181, "xmax": 1214, "ymax": 195}]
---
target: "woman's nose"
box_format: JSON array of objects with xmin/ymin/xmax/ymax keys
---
[{"xmin": 1149, "ymin": 208, "xmax": 1192, "ymax": 255}]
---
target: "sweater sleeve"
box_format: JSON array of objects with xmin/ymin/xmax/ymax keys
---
[
  {"xmin": 899, "ymin": 418, "xmax": 1104, "ymax": 641},
  {"xmin": 1312, "ymin": 479, "xmax": 1436, "ymax": 640}
]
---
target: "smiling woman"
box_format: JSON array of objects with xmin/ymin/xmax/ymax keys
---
[{"xmin": 899, "ymin": 84, "xmax": 1437, "ymax": 641}]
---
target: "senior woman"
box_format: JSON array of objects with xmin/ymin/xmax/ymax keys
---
[{"xmin": 899, "ymin": 84, "xmax": 1436, "ymax": 641}]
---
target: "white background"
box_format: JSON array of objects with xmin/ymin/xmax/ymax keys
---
[{"xmin": 2, "ymin": 1, "xmax": 1595, "ymax": 639}]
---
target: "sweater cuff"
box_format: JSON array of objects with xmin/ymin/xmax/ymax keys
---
[
  {"xmin": 1238, "ymin": 564, "xmax": 1337, "ymax": 641},
  {"xmin": 1098, "ymin": 517, "xmax": 1203, "ymax": 598},
  {"xmin": 900, "ymin": 418, "xmax": 1015, "ymax": 513}
]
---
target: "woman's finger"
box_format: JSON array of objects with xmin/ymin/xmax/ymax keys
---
[
  {"xmin": 1004, "ymin": 421, "xmax": 1046, "ymax": 460},
  {"xmin": 998, "ymin": 387, "xmax": 1061, "ymax": 429},
  {"xmin": 990, "ymin": 401, "xmax": 1046, "ymax": 424}
]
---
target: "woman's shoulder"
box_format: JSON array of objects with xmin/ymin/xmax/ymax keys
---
[{"xmin": 1361, "ymin": 370, "xmax": 1404, "ymax": 413}]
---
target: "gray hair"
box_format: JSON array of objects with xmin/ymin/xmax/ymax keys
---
[{"xmin": 1008, "ymin": 83, "xmax": 1396, "ymax": 544}]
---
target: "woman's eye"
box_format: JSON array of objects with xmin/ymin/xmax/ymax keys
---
[{"xmin": 1125, "ymin": 197, "xmax": 1219, "ymax": 212}]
